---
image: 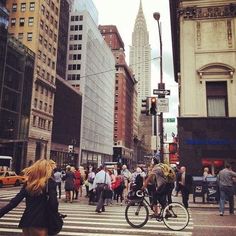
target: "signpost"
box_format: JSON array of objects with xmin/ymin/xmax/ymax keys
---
[{"xmin": 153, "ymin": 89, "xmax": 170, "ymax": 96}]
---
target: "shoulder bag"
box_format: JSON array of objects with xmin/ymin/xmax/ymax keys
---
[{"xmin": 45, "ymin": 181, "xmax": 64, "ymax": 236}]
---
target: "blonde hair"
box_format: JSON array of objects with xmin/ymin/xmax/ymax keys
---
[{"xmin": 23, "ymin": 159, "xmax": 55, "ymax": 196}]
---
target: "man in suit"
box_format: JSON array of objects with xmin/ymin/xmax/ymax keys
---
[{"xmin": 177, "ymin": 166, "xmax": 193, "ymax": 208}]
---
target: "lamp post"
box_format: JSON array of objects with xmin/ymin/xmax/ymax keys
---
[{"xmin": 153, "ymin": 12, "xmax": 164, "ymax": 163}]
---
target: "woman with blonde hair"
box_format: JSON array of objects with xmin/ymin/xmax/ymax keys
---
[{"xmin": 0, "ymin": 159, "xmax": 59, "ymax": 236}]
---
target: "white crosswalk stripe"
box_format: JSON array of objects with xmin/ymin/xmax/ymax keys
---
[{"xmin": 0, "ymin": 199, "xmax": 193, "ymax": 236}]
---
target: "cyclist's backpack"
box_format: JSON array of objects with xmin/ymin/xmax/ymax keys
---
[{"xmin": 157, "ymin": 163, "xmax": 176, "ymax": 183}]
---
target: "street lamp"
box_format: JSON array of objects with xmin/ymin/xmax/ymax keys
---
[{"xmin": 153, "ymin": 12, "xmax": 164, "ymax": 163}]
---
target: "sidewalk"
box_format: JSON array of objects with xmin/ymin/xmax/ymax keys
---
[{"xmin": 174, "ymin": 194, "xmax": 236, "ymax": 209}]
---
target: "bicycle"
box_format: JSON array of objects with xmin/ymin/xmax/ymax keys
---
[{"xmin": 125, "ymin": 189, "xmax": 189, "ymax": 231}]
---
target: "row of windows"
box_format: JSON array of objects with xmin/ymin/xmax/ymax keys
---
[
  {"xmin": 11, "ymin": 17, "xmax": 34, "ymax": 27},
  {"xmin": 12, "ymin": 2, "xmax": 35, "ymax": 12},
  {"xmin": 45, "ymin": 0, "xmax": 59, "ymax": 15},
  {"xmin": 68, "ymin": 54, "xmax": 81, "ymax": 60},
  {"xmin": 34, "ymin": 99, "xmax": 52, "ymax": 113},
  {"xmin": 38, "ymin": 43, "xmax": 56, "ymax": 56},
  {"xmin": 39, "ymin": 33, "xmax": 57, "ymax": 47},
  {"xmin": 36, "ymin": 66, "xmax": 55, "ymax": 84},
  {"xmin": 71, "ymin": 15, "xmax": 83, "ymax": 21},
  {"xmin": 33, "ymin": 115, "xmax": 51, "ymax": 131},
  {"xmin": 35, "ymin": 84, "xmax": 54, "ymax": 99},
  {"xmin": 38, "ymin": 51, "xmax": 56, "ymax": 69},
  {"xmin": 40, "ymin": 19, "xmax": 57, "ymax": 33},
  {"xmin": 10, "ymin": 32, "xmax": 33, "ymax": 41},
  {"xmin": 69, "ymin": 44, "xmax": 82, "ymax": 50},
  {"xmin": 68, "ymin": 64, "xmax": 81, "ymax": 70},
  {"xmin": 69, "ymin": 34, "xmax": 83, "ymax": 41},
  {"xmin": 70, "ymin": 25, "xmax": 83, "ymax": 31},
  {"xmin": 67, "ymin": 74, "xmax": 80, "ymax": 80}
]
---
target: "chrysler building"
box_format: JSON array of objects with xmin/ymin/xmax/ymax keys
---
[{"xmin": 129, "ymin": 0, "xmax": 151, "ymax": 117}]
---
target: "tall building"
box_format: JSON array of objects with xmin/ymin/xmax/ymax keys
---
[
  {"xmin": 50, "ymin": 0, "xmax": 82, "ymax": 168},
  {"xmin": 0, "ymin": 36, "xmax": 35, "ymax": 172},
  {"xmin": 170, "ymin": 0, "xmax": 236, "ymax": 175},
  {"xmin": 6, "ymin": 0, "xmax": 60, "ymax": 165},
  {"xmin": 67, "ymin": 0, "xmax": 115, "ymax": 166},
  {"xmin": 99, "ymin": 25, "xmax": 138, "ymax": 166},
  {"xmin": 129, "ymin": 0, "xmax": 152, "ymax": 161},
  {"xmin": 129, "ymin": 0, "xmax": 151, "ymax": 115}
]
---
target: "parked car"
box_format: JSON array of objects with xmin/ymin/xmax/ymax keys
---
[{"xmin": 0, "ymin": 171, "xmax": 26, "ymax": 188}]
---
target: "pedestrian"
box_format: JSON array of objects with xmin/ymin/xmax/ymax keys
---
[
  {"xmin": 142, "ymin": 157, "xmax": 169, "ymax": 217},
  {"xmin": 88, "ymin": 166, "xmax": 96, "ymax": 205},
  {"xmin": 64, "ymin": 165, "xmax": 75, "ymax": 203},
  {"xmin": 0, "ymin": 159, "xmax": 58, "ymax": 236},
  {"xmin": 177, "ymin": 166, "xmax": 193, "ymax": 209},
  {"xmin": 92, "ymin": 164, "xmax": 111, "ymax": 213},
  {"xmin": 217, "ymin": 163, "xmax": 236, "ymax": 216},
  {"xmin": 121, "ymin": 164, "xmax": 131, "ymax": 201},
  {"xmin": 203, "ymin": 167, "xmax": 212, "ymax": 180},
  {"xmin": 54, "ymin": 168, "xmax": 62, "ymax": 199},
  {"xmin": 79, "ymin": 166, "xmax": 85, "ymax": 197},
  {"xmin": 73, "ymin": 167, "xmax": 82, "ymax": 200}
]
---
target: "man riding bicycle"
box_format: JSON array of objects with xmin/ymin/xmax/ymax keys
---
[{"xmin": 142, "ymin": 156, "xmax": 168, "ymax": 217}]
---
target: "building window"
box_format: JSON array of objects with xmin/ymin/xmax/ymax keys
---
[
  {"xmin": 28, "ymin": 17, "xmax": 34, "ymax": 26},
  {"xmin": 21, "ymin": 3, "xmax": 26, "ymax": 12},
  {"xmin": 41, "ymin": 5, "xmax": 45, "ymax": 14},
  {"xmin": 206, "ymin": 81, "xmax": 228, "ymax": 117},
  {"xmin": 33, "ymin": 116, "xmax": 37, "ymax": 126},
  {"xmin": 19, "ymin": 18, "xmax": 25, "ymax": 27},
  {"xmin": 11, "ymin": 18, "xmax": 16, "ymax": 26},
  {"xmin": 12, "ymin": 3, "xmax": 17, "ymax": 12},
  {"xmin": 29, "ymin": 2, "xmax": 35, "ymax": 11},
  {"xmin": 27, "ymin": 32, "xmax": 33, "ymax": 41},
  {"xmin": 34, "ymin": 98, "xmax": 38, "ymax": 108},
  {"xmin": 18, "ymin": 33, "xmax": 23, "ymax": 40},
  {"xmin": 39, "ymin": 101, "xmax": 43, "ymax": 110}
]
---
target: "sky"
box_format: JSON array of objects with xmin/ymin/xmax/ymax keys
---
[{"xmin": 92, "ymin": 0, "xmax": 178, "ymax": 140}]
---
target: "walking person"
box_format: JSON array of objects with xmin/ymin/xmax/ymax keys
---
[
  {"xmin": 64, "ymin": 165, "xmax": 75, "ymax": 203},
  {"xmin": 217, "ymin": 163, "xmax": 236, "ymax": 216},
  {"xmin": 121, "ymin": 165, "xmax": 131, "ymax": 201},
  {"xmin": 177, "ymin": 166, "xmax": 193, "ymax": 209},
  {"xmin": 92, "ymin": 164, "xmax": 111, "ymax": 213},
  {"xmin": 0, "ymin": 159, "xmax": 58, "ymax": 236},
  {"xmin": 54, "ymin": 168, "xmax": 62, "ymax": 199},
  {"xmin": 88, "ymin": 166, "xmax": 96, "ymax": 205},
  {"xmin": 73, "ymin": 167, "xmax": 82, "ymax": 200}
]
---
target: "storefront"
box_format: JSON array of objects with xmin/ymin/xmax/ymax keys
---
[{"xmin": 178, "ymin": 117, "xmax": 236, "ymax": 175}]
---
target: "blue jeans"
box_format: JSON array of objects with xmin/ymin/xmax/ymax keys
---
[{"xmin": 219, "ymin": 186, "xmax": 234, "ymax": 214}]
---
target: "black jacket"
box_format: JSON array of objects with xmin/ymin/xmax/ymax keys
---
[
  {"xmin": 177, "ymin": 172, "xmax": 193, "ymax": 193},
  {"xmin": 0, "ymin": 177, "xmax": 58, "ymax": 228}
]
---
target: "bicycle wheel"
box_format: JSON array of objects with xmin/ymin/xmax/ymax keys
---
[
  {"xmin": 163, "ymin": 202, "xmax": 189, "ymax": 231},
  {"xmin": 125, "ymin": 201, "xmax": 149, "ymax": 228}
]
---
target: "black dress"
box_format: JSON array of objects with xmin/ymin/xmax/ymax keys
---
[{"xmin": 0, "ymin": 178, "xmax": 58, "ymax": 229}]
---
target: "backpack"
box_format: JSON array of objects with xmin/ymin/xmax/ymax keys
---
[{"xmin": 157, "ymin": 163, "xmax": 176, "ymax": 183}]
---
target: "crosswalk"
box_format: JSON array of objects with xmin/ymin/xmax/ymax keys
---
[{"xmin": 0, "ymin": 191, "xmax": 193, "ymax": 236}]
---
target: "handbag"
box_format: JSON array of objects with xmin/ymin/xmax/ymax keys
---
[
  {"xmin": 46, "ymin": 181, "xmax": 64, "ymax": 236},
  {"xmin": 102, "ymin": 173, "xmax": 110, "ymax": 199}
]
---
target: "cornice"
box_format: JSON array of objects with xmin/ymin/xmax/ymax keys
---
[{"xmin": 178, "ymin": 3, "xmax": 236, "ymax": 20}]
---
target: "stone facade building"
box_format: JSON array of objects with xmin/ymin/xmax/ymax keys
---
[{"xmin": 170, "ymin": 0, "xmax": 236, "ymax": 175}]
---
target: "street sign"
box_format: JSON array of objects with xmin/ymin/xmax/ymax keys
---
[
  {"xmin": 164, "ymin": 118, "xmax": 176, "ymax": 123},
  {"xmin": 157, "ymin": 98, "xmax": 169, "ymax": 113},
  {"xmin": 153, "ymin": 89, "xmax": 170, "ymax": 96}
]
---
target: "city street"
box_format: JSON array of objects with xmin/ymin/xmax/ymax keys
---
[{"xmin": 0, "ymin": 186, "xmax": 235, "ymax": 236}]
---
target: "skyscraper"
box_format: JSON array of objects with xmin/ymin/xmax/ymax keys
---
[
  {"xmin": 6, "ymin": 0, "xmax": 60, "ymax": 165},
  {"xmin": 129, "ymin": 0, "xmax": 151, "ymax": 116},
  {"xmin": 129, "ymin": 0, "xmax": 152, "ymax": 160}
]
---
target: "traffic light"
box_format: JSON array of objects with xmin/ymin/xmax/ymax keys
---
[
  {"xmin": 150, "ymin": 97, "xmax": 157, "ymax": 115},
  {"xmin": 141, "ymin": 97, "xmax": 149, "ymax": 115}
]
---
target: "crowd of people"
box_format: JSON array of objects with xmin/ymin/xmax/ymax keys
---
[{"xmin": 0, "ymin": 158, "xmax": 235, "ymax": 235}]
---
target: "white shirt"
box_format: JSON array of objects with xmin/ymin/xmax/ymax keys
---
[{"xmin": 92, "ymin": 170, "xmax": 111, "ymax": 189}]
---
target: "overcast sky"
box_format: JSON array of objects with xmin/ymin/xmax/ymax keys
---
[{"xmin": 93, "ymin": 0, "xmax": 178, "ymax": 139}]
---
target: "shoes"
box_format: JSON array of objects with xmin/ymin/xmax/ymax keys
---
[
  {"xmin": 96, "ymin": 210, "xmax": 102, "ymax": 213},
  {"xmin": 220, "ymin": 212, "xmax": 223, "ymax": 216}
]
